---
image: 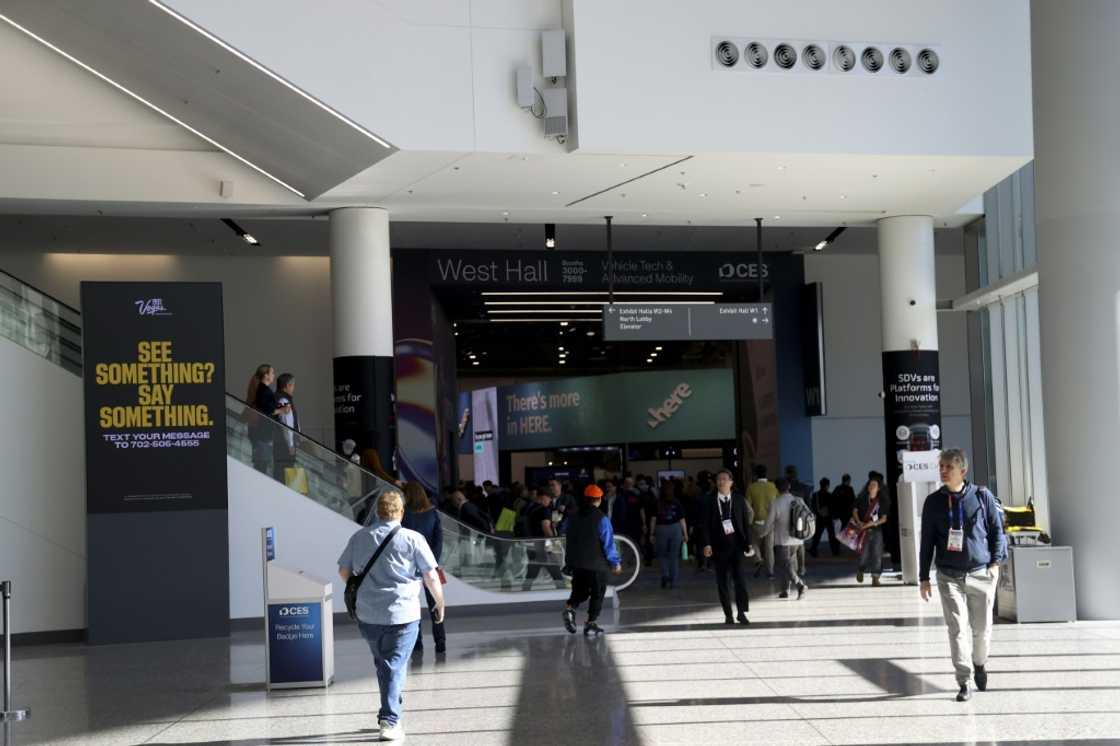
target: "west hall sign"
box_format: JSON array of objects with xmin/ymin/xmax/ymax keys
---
[{"xmin": 425, "ymin": 251, "xmax": 788, "ymax": 291}]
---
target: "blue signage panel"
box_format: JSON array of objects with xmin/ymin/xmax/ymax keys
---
[
  {"xmin": 267, "ymin": 602, "xmax": 323, "ymax": 684},
  {"xmin": 264, "ymin": 527, "xmax": 276, "ymax": 562}
]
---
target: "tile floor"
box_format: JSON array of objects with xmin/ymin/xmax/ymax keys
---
[{"xmin": 5, "ymin": 558, "xmax": 1119, "ymax": 745}]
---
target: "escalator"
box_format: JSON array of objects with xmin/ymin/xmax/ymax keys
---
[{"xmin": 0, "ymin": 268, "xmax": 641, "ymax": 603}]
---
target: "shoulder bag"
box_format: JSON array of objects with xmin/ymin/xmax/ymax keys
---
[{"xmin": 345, "ymin": 525, "xmax": 400, "ymax": 621}]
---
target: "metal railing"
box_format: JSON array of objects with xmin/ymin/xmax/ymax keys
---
[{"xmin": 1, "ymin": 581, "xmax": 30, "ymax": 728}]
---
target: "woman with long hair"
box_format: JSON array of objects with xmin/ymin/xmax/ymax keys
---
[
  {"xmin": 245, "ymin": 364, "xmax": 289, "ymax": 474},
  {"xmin": 401, "ymin": 481, "xmax": 446, "ymax": 653},
  {"xmin": 853, "ymin": 476, "xmax": 889, "ymax": 586},
  {"xmin": 650, "ymin": 480, "xmax": 688, "ymax": 589}
]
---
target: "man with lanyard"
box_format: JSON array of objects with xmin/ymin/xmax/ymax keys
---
[
  {"xmin": 701, "ymin": 469, "xmax": 756, "ymax": 625},
  {"xmin": 919, "ymin": 448, "xmax": 1007, "ymax": 702}
]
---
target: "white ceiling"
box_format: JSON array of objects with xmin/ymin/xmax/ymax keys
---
[{"xmin": 0, "ymin": 12, "xmax": 1006, "ymax": 227}]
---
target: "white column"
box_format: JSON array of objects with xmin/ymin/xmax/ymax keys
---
[
  {"xmin": 878, "ymin": 215, "xmax": 941, "ymax": 579},
  {"xmin": 330, "ymin": 207, "xmax": 393, "ymax": 358},
  {"xmin": 329, "ymin": 207, "xmax": 395, "ymax": 468},
  {"xmin": 879, "ymin": 215, "xmax": 939, "ymax": 352},
  {"xmin": 1033, "ymin": 1, "xmax": 1120, "ymax": 619}
]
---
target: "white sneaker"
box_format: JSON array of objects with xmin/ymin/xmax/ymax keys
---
[{"xmin": 379, "ymin": 720, "xmax": 404, "ymax": 741}]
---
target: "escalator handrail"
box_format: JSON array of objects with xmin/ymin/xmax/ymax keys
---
[{"xmin": 0, "ymin": 268, "xmax": 83, "ymax": 318}]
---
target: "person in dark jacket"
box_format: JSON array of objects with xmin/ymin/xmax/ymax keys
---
[
  {"xmin": 562, "ymin": 485, "xmax": 622, "ymax": 636},
  {"xmin": 700, "ymin": 469, "xmax": 755, "ymax": 625},
  {"xmin": 245, "ymin": 364, "xmax": 289, "ymax": 475},
  {"xmin": 401, "ymin": 482, "xmax": 446, "ymax": 654},
  {"xmin": 920, "ymin": 448, "xmax": 1007, "ymax": 702}
]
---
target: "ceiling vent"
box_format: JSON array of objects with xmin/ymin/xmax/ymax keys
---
[
  {"xmin": 714, "ymin": 40, "xmax": 739, "ymax": 67},
  {"xmin": 889, "ymin": 47, "xmax": 912, "ymax": 74},
  {"xmin": 917, "ymin": 48, "xmax": 940, "ymax": 74},
  {"xmin": 745, "ymin": 41, "xmax": 768, "ymax": 68},
  {"xmin": 773, "ymin": 43, "xmax": 798, "ymax": 69},
  {"xmin": 711, "ymin": 37, "xmax": 942, "ymax": 78},
  {"xmin": 861, "ymin": 46, "xmax": 884, "ymax": 72},
  {"xmin": 833, "ymin": 44, "xmax": 856, "ymax": 71},
  {"xmin": 802, "ymin": 44, "xmax": 827, "ymax": 70}
]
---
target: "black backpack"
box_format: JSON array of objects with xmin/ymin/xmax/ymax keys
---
[{"xmin": 790, "ymin": 498, "xmax": 816, "ymax": 541}]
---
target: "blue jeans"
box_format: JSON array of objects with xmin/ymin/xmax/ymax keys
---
[
  {"xmin": 655, "ymin": 524, "xmax": 683, "ymax": 585},
  {"xmin": 358, "ymin": 620, "xmax": 419, "ymax": 725}
]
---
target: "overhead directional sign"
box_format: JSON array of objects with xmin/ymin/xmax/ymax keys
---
[{"xmin": 603, "ymin": 303, "xmax": 774, "ymax": 341}]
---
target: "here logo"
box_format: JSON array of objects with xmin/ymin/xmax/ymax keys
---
[
  {"xmin": 277, "ymin": 605, "xmax": 311, "ymax": 617},
  {"xmin": 647, "ymin": 383, "xmax": 693, "ymax": 429}
]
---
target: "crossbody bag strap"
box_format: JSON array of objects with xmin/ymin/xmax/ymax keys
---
[{"xmin": 356, "ymin": 525, "xmax": 401, "ymax": 587}]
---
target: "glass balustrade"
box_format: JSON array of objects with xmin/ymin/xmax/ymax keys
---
[{"xmin": 0, "ymin": 270, "xmax": 82, "ymax": 374}]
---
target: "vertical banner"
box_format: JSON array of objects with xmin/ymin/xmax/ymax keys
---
[
  {"xmin": 882, "ymin": 350, "xmax": 943, "ymax": 561},
  {"xmin": 81, "ymin": 281, "xmax": 228, "ymax": 643},
  {"xmin": 471, "ymin": 387, "xmax": 500, "ymax": 484},
  {"xmin": 333, "ymin": 356, "xmax": 396, "ymax": 472}
]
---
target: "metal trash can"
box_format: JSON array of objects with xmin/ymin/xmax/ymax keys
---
[{"xmin": 997, "ymin": 545, "xmax": 1077, "ymax": 623}]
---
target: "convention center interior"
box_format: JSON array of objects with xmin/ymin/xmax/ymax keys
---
[{"xmin": 2, "ymin": 1, "xmax": 1119, "ymax": 744}]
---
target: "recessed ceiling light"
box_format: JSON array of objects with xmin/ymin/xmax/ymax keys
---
[
  {"xmin": 468, "ymin": 354, "xmax": 477, "ymax": 359},
  {"xmin": 698, "ymin": 193, "xmax": 708, "ymax": 198},
  {"xmin": 586, "ymin": 331, "xmax": 595, "ymax": 336},
  {"xmin": 558, "ymin": 346, "xmax": 565, "ymax": 351},
  {"xmin": 559, "ymin": 321, "xmax": 568, "ymax": 327},
  {"xmin": 620, "ymin": 162, "xmax": 628, "ymax": 167},
  {"xmin": 773, "ymin": 215, "xmax": 781, "ymax": 220},
  {"xmin": 502, "ymin": 211, "xmax": 509, "ymax": 216},
  {"xmin": 646, "ymin": 358, "xmax": 653, "ymax": 363},
  {"xmin": 472, "ymin": 361, "xmax": 479, "ymax": 366},
  {"xmin": 551, "ymin": 191, "xmax": 560, "ymax": 195},
  {"xmin": 454, "ymin": 332, "xmax": 458, "ymax": 336},
  {"xmin": 655, "ymin": 346, "xmax": 663, "ymax": 351},
  {"xmin": 650, "ymin": 352, "xmax": 658, "ymax": 357},
  {"xmin": 777, "ymin": 165, "xmax": 786, "ymax": 171},
  {"xmin": 840, "ymin": 194, "xmax": 847, "ymax": 200},
  {"xmin": 815, "ymin": 241, "xmax": 827, "ymax": 251},
  {"xmin": 559, "ymin": 360, "xmax": 567, "ymax": 365},
  {"xmin": 641, "ymin": 213, "xmax": 648, "ymax": 218}
]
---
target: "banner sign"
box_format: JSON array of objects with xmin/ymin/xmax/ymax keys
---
[
  {"xmin": 81, "ymin": 282, "xmax": 226, "ymax": 513},
  {"xmin": 427, "ymin": 251, "xmax": 774, "ymax": 291},
  {"xmin": 471, "ymin": 387, "xmax": 500, "ymax": 483},
  {"xmin": 468, "ymin": 369, "xmax": 735, "ymax": 451},
  {"xmin": 603, "ymin": 303, "xmax": 773, "ymax": 341},
  {"xmin": 333, "ymin": 356, "xmax": 395, "ymax": 470},
  {"xmin": 267, "ymin": 602, "xmax": 324, "ymax": 684},
  {"xmin": 902, "ymin": 449, "xmax": 941, "ymax": 483},
  {"xmin": 882, "ymin": 350, "xmax": 943, "ymax": 490}
]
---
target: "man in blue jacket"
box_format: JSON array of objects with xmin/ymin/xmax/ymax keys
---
[
  {"xmin": 919, "ymin": 448, "xmax": 1007, "ymax": 702},
  {"xmin": 562, "ymin": 485, "xmax": 622, "ymax": 636}
]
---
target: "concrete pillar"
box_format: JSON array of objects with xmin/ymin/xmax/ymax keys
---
[
  {"xmin": 329, "ymin": 207, "xmax": 396, "ymax": 473},
  {"xmin": 1032, "ymin": 0, "xmax": 1120, "ymax": 619},
  {"xmin": 878, "ymin": 216, "xmax": 943, "ymax": 565}
]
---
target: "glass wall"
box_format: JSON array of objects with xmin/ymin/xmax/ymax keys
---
[{"xmin": 964, "ymin": 162, "xmax": 1048, "ymax": 530}]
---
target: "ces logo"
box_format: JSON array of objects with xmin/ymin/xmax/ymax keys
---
[{"xmin": 277, "ymin": 606, "xmax": 310, "ymax": 617}]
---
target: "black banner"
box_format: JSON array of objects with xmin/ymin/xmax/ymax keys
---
[
  {"xmin": 333, "ymin": 355, "xmax": 395, "ymax": 471},
  {"xmin": 82, "ymin": 282, "xmax": 227, "ymax": 513},
  {"xmin": 882, "ymin": 350, "xmax": 942, "ymax": 560}
]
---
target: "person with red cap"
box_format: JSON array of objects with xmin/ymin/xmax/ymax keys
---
[{"xmin": 562, "ymin": 484, "xmax": 623, "ymax": 635}]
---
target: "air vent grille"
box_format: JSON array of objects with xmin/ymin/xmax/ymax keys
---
[
  {"xmin": 710, "ymin": 37, "xmax": 942, "ymax": 78},
  {"xmin": 715, "ymin": 41, "xmax": 739, "ymax": 67},
  {"xmin": 745, "ymin": 41, "xmax": 768, "ymax": 69}
]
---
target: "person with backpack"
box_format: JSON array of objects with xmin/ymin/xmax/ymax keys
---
[
  {"xmin": 337, "ymin": 491, "xmax": 444, "ymax": 742},
  {"xmin": 764, "ymin": 477, "xmax": 811, "ymax": 599},
  {"xmin": 562, "ymin": 485, "xmax": 623, "ymax": 636},
  {"xmin": 919, "ymin": 448, "xmax": 1007, "ymax": 702},
  {"xmin": 854, "ymin": 475, "xmax": 890, "ymax": 586}
]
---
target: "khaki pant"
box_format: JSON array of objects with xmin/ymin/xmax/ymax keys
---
[
  {"xmin": 937, "ymin": 568, "xmax": 997, "ymax": 685},
  {"xmin": 752, "ymin": 523, "xmax": 774, "ymax": 574}
]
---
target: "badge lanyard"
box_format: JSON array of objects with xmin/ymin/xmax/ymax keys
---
[{"xmin": 946, "ymin": 491, "xmax": 965, "ymax": 552}]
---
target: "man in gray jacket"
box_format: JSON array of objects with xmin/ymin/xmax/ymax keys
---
[{"xmin": 765, "ymin": 478, "xmax": 810, "ymax": 600}]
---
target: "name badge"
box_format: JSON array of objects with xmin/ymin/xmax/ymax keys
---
[
  {"xmin": 722, "ymin": 519, "xmax": 735, "ymax": 536},
  {"xmin": 947, "ymin": 528, "xmax": 964, "ymax": 552}
]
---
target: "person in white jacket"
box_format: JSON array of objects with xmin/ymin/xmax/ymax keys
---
[{"xmin": 765, "ymin": 477, "xmax": 809, "ymax": 600}]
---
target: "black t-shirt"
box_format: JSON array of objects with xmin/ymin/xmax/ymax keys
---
[
  {"xmin": 655, "ymin": 499, "xmax": 685, "ymax": 525},
  {"xmin": 525, "ymin": 502, "xmax": 552, "ymax": 538}
]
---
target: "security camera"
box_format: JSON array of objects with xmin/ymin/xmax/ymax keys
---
[
  {"xmin": 877, "ymin": 391, "xmax": 886, "ymax": 400},
  {"xmin": 908, "ymin": 299, "xmax": 916, "ymax": 306}
]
